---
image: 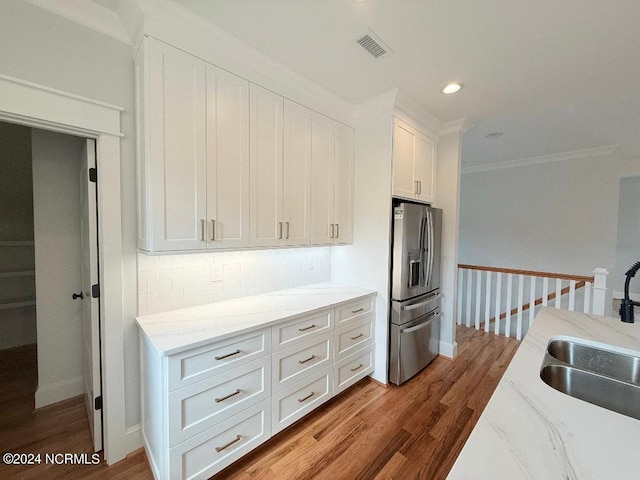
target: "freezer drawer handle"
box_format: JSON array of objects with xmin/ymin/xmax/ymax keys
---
[
  {"xmin": 298, "ymin": 324, "xmax": 316, "ymax": 332},
  {"xmin": 351, "ymin": 307, "xmax": 365, "ymax": 314},
  {"xmin": 214, "ymin": 389, "xmax": 241, "ymax": 403},
  {"xmin": 215, "ymin": 435, "xmax": 242, "ymax": 453},
  {"xmin": 298, "ymin": 392, "xmax": 315, "ymax": 403},
  {"xmin": 400, "ymin": 313, "xmax": 440, "ymax": 334},
  {"xmin": 350, "ymin": 333, "xmax": 364, "ymax": 340},
  {"xmin": 298, "ymin": 355, "xmax": 316, "ymax": 364},
  {"xmin": 401, "ymin": 293, "xmax": 441, "ymax": 311},
  {"xmin": 215, "ymin": 349, "xmax": 241, "ymax": 361},
  {"xmin": 350, "ymin": 363, "xmax": 364, "ymax": 372}
]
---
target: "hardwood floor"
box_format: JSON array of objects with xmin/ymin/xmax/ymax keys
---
[{"xmin": 0, "ymin": 326, "xmax": 518, "ymax": 479}]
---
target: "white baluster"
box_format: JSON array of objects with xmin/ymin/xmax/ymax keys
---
[
  {"xmin": 583, "ymin": 281, "xmax": 592, "ymax": 313},
  {"xmin": 529, "ymin": 276, "xmax": 537, "ymax": 331},
  {"xmin": 554, "ymin": 278, "xmax": 562, "ymax": 309},
  {"xmin": 495, "ymin": 273, "xmax": 502, "ymax": 335},
  {"xmin": 592, "ymin": 268, "xmax": 608, "ymax": 316},
  {"xmin": 457, "ymin": 268, "xmax": 463, "ymax": 325},
  {"xmin": 465, "ymin": 268, "xmax": 472, "ymax": 327},
  {"xmin": 475, "ymin": 270, "xmax": 482, "ymax": 330},
  {"xmin": 542, "ymin": 277, "xmax": 549, "ymax": 307},
  {"xmin": 516, "ymin": 274, "xmax": 524, "ymax": 340},
  {"xmin": 505, "ymin": 274, "xmax": 513, "ymax": 338},
  {"xmin": 568, "ymin": 280, "xmax": 576, "ymax": 311},
  {"xmin": 484, "ymin": 271, "xmax": 492, "ymax": 333}
]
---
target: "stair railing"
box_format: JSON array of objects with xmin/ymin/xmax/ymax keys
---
[{"xmin": 456, "ymin": 264, "xmax": 608, "ymax": 340}]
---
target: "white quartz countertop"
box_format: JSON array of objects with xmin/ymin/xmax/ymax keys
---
[
  {"xmin": 447, "ymin": 307, "xmax": 640, "ymax": 480},
  {"xmin": 135, "ymin": 281, "xmax": 376, "ymax": 356}
]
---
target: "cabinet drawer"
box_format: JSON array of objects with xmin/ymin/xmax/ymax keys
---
[
  {"xmin": 272, "ymin": 308, "xmax": 333, "ymax": 351},
  {"xmin": 334, "ymin": 317, "xmax": 374, "ymax": 361},
  {"xmin": 169, "ymin": 399, "xmax": 270, "ymax": 480},
  {"xmin": 334, "ymin": 345, "xmax": 374, "ymax": 394},
  {"xmin": 271, "ymin": 366, "xmax": 333, "ymax": 435},
  {"xmin": 272, "ymin": 332, "xmax": 332, "ymax": 392},
  {"xmin": 168, "ymin": 357, "xmax": 270, "ymax": 446},
  {"xmin": 168, "ymin": 328, "xmax": 271, "ymax": 391},
  {"xmin": 336, "ymin": 296, "xmax": 375, "ymax": 326}
]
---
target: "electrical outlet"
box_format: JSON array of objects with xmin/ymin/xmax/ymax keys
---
[{"xmin": 212, "ymin": 265, "xmax": 223, "ymax": 282}]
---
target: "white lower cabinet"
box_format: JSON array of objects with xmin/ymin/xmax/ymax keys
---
[{"xmin": 141, "ymin": 293, "xmax": 375, "ymax": 479}]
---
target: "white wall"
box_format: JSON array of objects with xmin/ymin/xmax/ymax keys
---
[
  {"xmin": 32, "ymin": 129, "xmax": 85, "ymax": 407},
  {"xmin": 459, "ymin": 149, "xmax": 623, "ymax": 315},
  {"xmin": 138, "ymin": 247, "xmax": 331, "ymax": 314},
  {"xmin": 0, "ymin": 122, "xmax": 37, "ymax": 350},
  {"xmin": 614, "ymin": 176, "xmax": 640, "ymax": 297},
  {"xmin": 0, "ymin": 2, "xmax": 139, "ymax": 426}
]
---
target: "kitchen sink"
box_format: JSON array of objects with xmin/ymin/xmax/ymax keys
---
[{"xmin": 540, "ymin": 337, "xmax": 640, "ymax": 420}]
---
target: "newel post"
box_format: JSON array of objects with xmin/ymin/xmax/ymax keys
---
[{"xmin": 591, "ymin": 267, "xmax": 609, "ymax": 315}]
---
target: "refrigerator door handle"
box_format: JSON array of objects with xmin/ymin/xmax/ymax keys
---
[
  {"xmin": 400, "ymin": 292, "xmax": 441, "ymax": 311},
  {"xmin": 427, "ymin": 209, "xmax": 434, "ymax": 287},
  {"xmin": 419, "ymin": 213, "xmax": 427, "ymax": 286},
  {"xmin": 400, "ymin": 310, "xmax": 440, "ymax": 334}
]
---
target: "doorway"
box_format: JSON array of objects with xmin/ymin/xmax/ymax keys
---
[{"xmin": 0, "ymin": 120, "xmax": 103, "ymax": 453}]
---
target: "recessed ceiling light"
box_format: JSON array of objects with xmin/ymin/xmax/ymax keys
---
[
  {"xmin": 442, "ymin": 82, "xmax": 463, "ymax": 94},
  {"xmin": 485, "ymin": 132, "xmax": 503, "ymax": 139}
]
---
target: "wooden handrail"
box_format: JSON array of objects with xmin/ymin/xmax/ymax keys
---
[
  {"xmin": 482, "ymin": 280, "xmax": 587, "ymax": 326},
  {"xmin": 457, "ymin": 264, "xmax": 594, "ymax": 283}
]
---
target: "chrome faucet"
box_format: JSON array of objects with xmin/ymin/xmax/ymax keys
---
[{"xmin": 620, "ymin": 261, "xmax": 640, "ymax": 323}]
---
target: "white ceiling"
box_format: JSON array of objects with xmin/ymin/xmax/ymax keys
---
[{"xmin": 107, "ymin": 0, "xmax": 640, "ymax": 166}]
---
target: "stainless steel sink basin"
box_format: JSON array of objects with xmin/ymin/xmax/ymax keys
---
[
  {"xmin": 546, "ymin": 339, "xmax": 640, "ymax": 385},
  {"xmin": 540, "ymin": 337, "xmax": 640, "ymax": 420}
]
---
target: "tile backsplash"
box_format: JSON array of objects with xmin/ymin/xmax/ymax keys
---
[{"xmin": 137, "ymin": 247, "xmax": 331, "ymax": 315}]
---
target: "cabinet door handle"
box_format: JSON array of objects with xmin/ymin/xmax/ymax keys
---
[
  {"xmin": 415, "ymin": 180, "xmax": 419, "ymax": 194},
  {"xmin": 350, "ymin": 363, "xmax": 364, "ymax": 372},
  {"xmin": 351, "ymin": 308, "xmax": 364, "ymax": 314},
  {"xmin": 211, "ymin": 219, "xmax": 216, "ymax": 241},
  {"xmin": 298, "ymin": 354, "xmax": 316, "ymax": 364},
  {"xmin": 214, "ymin": 349, "xmax": 241, "ymax": 361},
  {"xmin": 330, "ymin": 224, "xmax": 335, "ymax": 238},
  {"xmin": 350, "ymin": 333, "xmax": 364, "ymax": 340},
  {"xmin": 279, "ymin": 221, "xmax": 283, "ymax": 240},
  {"xmin": 215, "ymin": 434, "xmax": 242, "ymax": 453},
  {"xmin": 298, "ymin": 392, "xmax": 315, "ymax": 403},
  {"xmin": 214, "ymin": 389, "xmax": 241, "ymax": 403},
  {"xmin": 418, "ymin": 181, "xmax": 422, "ymax": 195},
  {"xmin": 285, "ymin": 222, "xmax": 290, "ymax": 239},
  {"xmin": 335, "ymin": 223, "xmax": 339, "ymax": 238},
  {"xmin": 200, "ymin": 219, "xmax": 206, "ymax": 242},
  {"xmin": 298, "ymin": 324, "xmax": 316, "ymax": 332}
]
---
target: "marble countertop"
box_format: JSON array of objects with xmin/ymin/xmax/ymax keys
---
[
  {"xmin": 447, "ymin": 307, "xmax": 640, "ymax": 480},
  {"xmin": 136, "ymin": 281, "xmax": 376, "ymax": 356}
]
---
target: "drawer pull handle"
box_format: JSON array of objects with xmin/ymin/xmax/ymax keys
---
[
  {"xmin": 298, "ymin": 391, "xmax": 315, "ymax": 403},
  {"xmin": 215, "ymin": 349, "xmax": 241, "ymax": 361},
  {"xmin": 298, "ymin": 355, "xmax": 316, "ymax": 364},
  {"xmin": 298, "ymin": 324, "xmax": 316, "ymax": 332},
  {"xmin": 351, "ymin": 308, "xmax": 364, "ymax": 314},
  {"xmin": 215, "ymin": 389, "xmax": 241, "ymax": 403},
  {"xmin": 351, "ymin": 363, "xmax": 364, "ymax": 372},
  {"xmin": 215, "ymin": 434, "xmax": 242, "ymax": 453},
  {"xmin": 350, "ymin": 333, "xmax": 364, "ymax": 340}
]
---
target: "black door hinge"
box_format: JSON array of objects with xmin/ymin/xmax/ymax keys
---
[
  {"xmin": 89, "ymin": 168, "xmax": 97, "ymax": 183},
  {"xmin": 94, "ymin": 395, "xmax": 102, "ymax": 410},
  {"xmin": 91, "ymin": 284, "xmax": 100, "ymax": 298}
]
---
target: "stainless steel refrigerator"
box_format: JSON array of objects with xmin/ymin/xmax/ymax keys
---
[{"xmin": 388, "ymin": 202, "xmax": 442, "ymax": 385}]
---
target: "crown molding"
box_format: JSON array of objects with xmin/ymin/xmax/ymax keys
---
[
  {"xmin": 440, "ymin": 118, "xmax": 474, "ymax": 136},
  {"xmin": 462, "ymin": 145, "xmax": 619, "ymax": 174},
  {"xmin": 26, "ymin": 0, "xmax": 131, "ymax": 45},
  {"xmin": 393, "ymin": 89, "xmax": 443, "ymax": 140}
]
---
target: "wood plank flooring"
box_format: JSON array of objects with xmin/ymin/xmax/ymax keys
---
[{"xmin": 0, "ymin": 326, "xmax": 518, "ymax": 479}]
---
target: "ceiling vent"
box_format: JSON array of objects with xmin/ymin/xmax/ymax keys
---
[{"xmin": 355, "ymin": 29, "xmax": 391, "ymax": 59}]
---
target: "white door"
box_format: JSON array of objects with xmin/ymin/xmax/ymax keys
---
[
  {"xmin": 80, "ymin": 139, "xmax": 102, "ymax": 452},
  {"xmin": 392, "ymin": 118, "xmax": 418, "ymax": 200},
  {"xmin": 414, "ymin": 133, "xmax": 436, "ymax": 203},
  {"xmin": 332, "ymin": 122, "xmax": 354, "ymax": 244},
  {"xmin": 309, "ymin": 113, "xmax": 335, "ymax": 244}
]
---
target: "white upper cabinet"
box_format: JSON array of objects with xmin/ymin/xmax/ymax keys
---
[
  {"xmin": 206, "ymin": 64, "xmax": 250, "ymax": 248},
  {"xmin": 392, "ymin": 117, "xmax": 436, "ymax": 204},
  {"xmin": 144, "ymin": 38, "xmax": 207, "ymax": 251},
  {"xmin": 310, "ymin": 114, "xmax": 354, "ymax": 245}
]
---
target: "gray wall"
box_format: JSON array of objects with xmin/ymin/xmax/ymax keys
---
[
  {"xmin": 459, "ymin": 151, "xmax": 622, "ymax": 314},
  {"xmin": 0, "ymin": 2, "xmax": 139, "ymax": 427},
  {"xmin": 614, "ymin": 176, "xmax": 640, "ymax": 296}
]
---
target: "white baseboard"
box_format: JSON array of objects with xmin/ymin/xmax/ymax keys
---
[
  {"xmin": 35, "ymin": 375, "xmax": 84, "ymax": 408},
  {"xmin": 123, "ymin": 424, "xmax": 143, "ymax": 456},
  {"xmin": 613, "ymin": 290, "xmax": 640, "ymax": 301},
  {"xmin": 439, "ymin": 340, "xmax": 458, "ymax": 359}
]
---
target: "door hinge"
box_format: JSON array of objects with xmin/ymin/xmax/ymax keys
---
[
  {"xmin": 91, "ymin": 284, "xmax": 100, "ymax": 298},
  {"xmin": 89, "ymin": 167, "xmax": 97, "ymax": 183},
  {"xmin": 94, "ymin": 395, "xmax": 102, "ymax": 410}
]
